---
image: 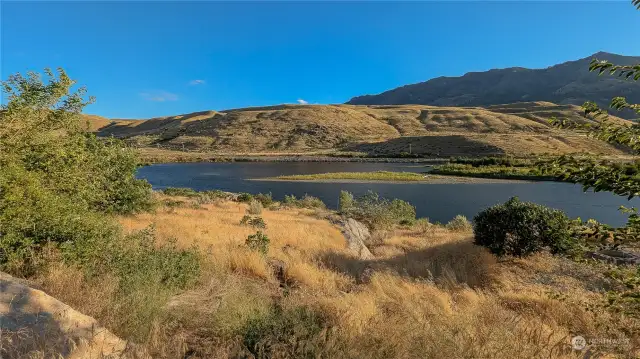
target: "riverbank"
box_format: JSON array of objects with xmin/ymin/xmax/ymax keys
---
[{"xmin": 257, "ymin": 171, "xmax": 530, "ymax": 184}]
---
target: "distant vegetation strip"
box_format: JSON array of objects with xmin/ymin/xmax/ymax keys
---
[
  {"xmin": 275, "ymin": 171, "xmax": 428, "ymax": 182},
  {"xmin": 430, "ymin": 163, "xmax": 558, "ymax": 181}
]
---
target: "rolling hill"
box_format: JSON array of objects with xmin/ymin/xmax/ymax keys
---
[
  {"xmin": 347, "ymin": 52, "xmax": 640, "ymax": 120},
  {"xmin": 89, "ymin": 102, "xmax": 632, "ymax": 158}
]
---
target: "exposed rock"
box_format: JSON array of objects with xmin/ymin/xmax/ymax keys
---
[
  {"xmin": 586, "ymin": 249, "xmax": 640, "ymax": 266},
  {"xmin": 268, "ymin": 258, "xmax": 288, "ymax": 287},
  {"xmin": 0, "ymin": 272, "xmax": 128, "ymax": 358},
  {"xmin": 341, "ymin": 218, "xmax": 374, "ymax": 260}
]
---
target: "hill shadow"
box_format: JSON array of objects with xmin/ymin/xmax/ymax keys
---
[
  {"xmin": 346, "ymin": 135, "xmax": 506, "ymax": 157},
  {"xmin": 97, "ymin": 110, "xmax": 219, "ymax": 138},
  {"xmin": 319, "ymin": 239, "xmax": 499, "ymax": 289}
]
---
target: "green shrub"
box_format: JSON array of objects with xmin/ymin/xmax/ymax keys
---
[
  {"xmin": 240, "ymin": 215, "xmax": 252, "ymax": 225},
  {"xmin": 65, "ymin": 225, "xmax": 201, "ymax": 341},
  {"xmin": 201, "ymin": 189, "xmax": 228, "ymax": 198},
  {"xmin": 241, "ymin": 305, "xmax": 328, "ymax": 357},
  {"xmin": 390, "ymin": 199, "xmax": 417, "ymax": 226},
  {"xmin": 164, "ymin": 199, "xmax": 186, "ymax": 209},
  {"xmin": 413, "ymin": 218, "xmax": 433, "ymax": 234},
  {"xmin": 446, "ymin": 215, "xmax": 473, "ymax": 232},
  {"xmin": 246, "ymin": 231, "xmax": 270, "ymax": 255},
  {"xmin": 195, "ymin": 190, "xmax": 228, "ymax": 205},
  {"xmin": 85, "ymin": 225, "xmax": 200, "ymax": 291},
  {"xmin": 240, "ymin": 215, "xmax": 267, "ymax": 229},
  {"xmin": 339, "ymin": 191, "xmax": 416, "ymax": 230},
  {"xmin": 163, "ymin": 187, "xmax": 199, "ymax": 197},
  {"xmin": 237, "ymin": 193, "xmax": 254, "ymax": 203},
  {"xmin": 283, "ymin": 194, "xmax": 326, "ymax": 209},
  {"xmin": 0, "ymin": 167, "xmax": 121, "ymax": 274},
  {"xmin": 247, "ymin": 200, "xmax": 263, "ymax": 215},
  {"xmin": 283, "ymin": 194, "xmax": 297, "ymax": 206},
  {"xmin": 473, "ymin": 197, "xmax": 573, "ymax": 257},
  {"xmin": 299, "ymin": 195, "xmax": 326, "ymax": 209},
  {"xmin": 254, "ymin": 192, "xmax": 274, "ymax": 207},
  {"xmin": 338, "ymin": 190, "xmax": 354, "ymax": 212},
  {"xmin": 249, "ymin": 217, "xmax": 267, "ymax": 229}
]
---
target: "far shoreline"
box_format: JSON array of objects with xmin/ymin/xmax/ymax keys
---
[
  {"xmin": 134, "ymin": 147, "xmax": 456, "ymax": 164},
  {"xmin": 140, "ymin": 155, "xmax": 450, "ymax": 165}
]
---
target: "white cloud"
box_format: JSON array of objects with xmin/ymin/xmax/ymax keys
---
[
  {"xmin": 297, "ymin": 99, "xmax": 308, "ymax": 105},
  {"xmin": 189, "ymin": 79, "xmax": 206, "ymax": 85},
  {"xmin": 139, "ymin": 91, "xmax": 178, "ymax": 102}
]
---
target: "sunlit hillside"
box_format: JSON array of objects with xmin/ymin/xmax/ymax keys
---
[{"xmin": 87, "ymin": 102, "xmax": 633, "ymax": 157}]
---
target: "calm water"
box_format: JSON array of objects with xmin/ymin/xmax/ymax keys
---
[{"xmin": 137, "ymin": 162, "xmax": 638, "ymax": 226}]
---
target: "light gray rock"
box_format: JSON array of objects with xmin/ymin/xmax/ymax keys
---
[
  {"xmin": 0, "ymin": 272, "xmax": 128, "ymax": 358},
  {"xmin": 586, "ymin": 249, "xmax": 640, "ymax": 266},
  {"xmin": 341, "ymin": 218, "xmax": 374, "ymax": 260}
]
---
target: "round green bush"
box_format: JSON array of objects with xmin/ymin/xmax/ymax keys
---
[{"xmin": 473, "ymin": 197, "xmax": 572, "ymax": 257}]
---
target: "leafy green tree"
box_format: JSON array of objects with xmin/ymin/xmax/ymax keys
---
[
  {"xmin": 1, "ymin": 68, "xmax": 153, "ymax": 213},
  {"xmin": 539, "ymin": 0, "xmax": 640, "ymax": 241},
  {"xmin": 0, "ymin": 68, "xmax": 153, "ymax": 271}
]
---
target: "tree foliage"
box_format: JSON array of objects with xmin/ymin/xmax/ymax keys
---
[
  {"xmin": 1, "ymin": 68, "xmax": 153, "ymax": 213},
  {"xmin": 0, "ymin": 68, "xmax": 153, "ymax": 271},
  {"xmin": 540, "ymin": 2, "xmax": 640, "ymax": 203}
]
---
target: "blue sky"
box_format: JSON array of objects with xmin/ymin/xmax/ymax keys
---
[{"xmin": 2, "ymin": 1, "xmax": 639, "ymax": 119}]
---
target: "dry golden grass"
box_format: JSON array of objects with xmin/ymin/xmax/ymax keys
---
[
  {"xmin": 28, "ymin": 196, "xmax": 639, "ymax": 358},
  {"xmin": 88, "ymin": 102, "xmax": 632, "ymax": 157}
]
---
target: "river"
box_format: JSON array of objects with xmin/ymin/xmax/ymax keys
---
[{"xmin": 137, "ymin": 162, "xmax": 638, "ymax": 226}]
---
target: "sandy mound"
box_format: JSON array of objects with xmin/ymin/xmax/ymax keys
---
[{"xmin": 0, "ymin": 272, "xmax": 127, "ymax": 358}]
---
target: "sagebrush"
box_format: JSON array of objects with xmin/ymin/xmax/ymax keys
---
[
  {"xmin": 473, "ymin": 197, "xmax": 573, "ymax": 257},
  {"xmin": 339, "ymin": 191, "xmax": 416, "ymax": 230}
]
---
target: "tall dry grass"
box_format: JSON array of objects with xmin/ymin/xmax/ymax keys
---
[{"xmin": 28, "ymin": 197, "xmax": 639, "ymax": 358}]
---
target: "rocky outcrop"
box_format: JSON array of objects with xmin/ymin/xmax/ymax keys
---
[
  {"xmin": 0, "ymin": 272, "xmax": 127, "ymax": 358},
  {"xmin": 340, "ymin": 218, "xmax": 374, "ymax": 260},
  {"xmin": 268, "ymin": 258, "xmax": 289, "ymax": 287},
  {"xmin": 586, "ymin": 249, "xmax": 640, "ymax": 266}
]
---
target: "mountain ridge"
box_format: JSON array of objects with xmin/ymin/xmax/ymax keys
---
[{"xmin": 346, "ymin": 52, "xmax": 640, "ymax": 119}]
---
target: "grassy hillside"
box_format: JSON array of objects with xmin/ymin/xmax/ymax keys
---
[
  {"xmin": 26, "ymin": 194, "xmax": 638, "ymax": 358},
  {"xmin": 88, "ymin": 102, "xmax": 633, "ymax": 158}
]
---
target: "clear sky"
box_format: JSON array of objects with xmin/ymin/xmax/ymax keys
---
[{"xmin": 2, "ymin": 1, "xmax": 639, "ymax": 119}]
